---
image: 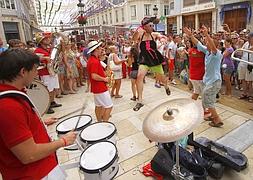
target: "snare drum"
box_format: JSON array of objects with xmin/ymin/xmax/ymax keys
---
[
  {"xmin": 80, "ymin": 141, "xmax": 119, "ymax": 180},
  {"xmin": 27, "ymin": 80, "xmax": 50, "ymax": 116},
  {"xmin": 56, "ymin": 114, "xmax": 92, "ymax": 136},
  {"xmin": 79, "ymin": 122, "xmax": 117, "ymax": 148}
]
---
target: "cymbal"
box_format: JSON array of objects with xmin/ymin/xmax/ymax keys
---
[{"xmin": 143, "ymin": 98, "xmax": 203, "ymax": 143}]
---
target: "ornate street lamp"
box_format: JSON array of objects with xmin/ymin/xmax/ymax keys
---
[
  {"xmin": 153, "ymin": 5, "xmax": 159, "ymax": 31},
  {"xmin": 77, "ymin": 0, "xmax": 86, "ymax": 40}
]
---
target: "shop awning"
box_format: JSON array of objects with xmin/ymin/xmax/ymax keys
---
[{"xmin": 220, "ymin": 1, "xmax": 252, "ymax": 23}]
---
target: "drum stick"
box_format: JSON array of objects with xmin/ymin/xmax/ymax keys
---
[
  {"xmin": 74, "ymin": 101, "xmax": 88, "ymax": 131},
  {"xmin": 58, "ymin": 107, "xmax": 83, "ymax": 120}
]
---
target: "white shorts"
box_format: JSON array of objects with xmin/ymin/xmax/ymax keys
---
[
  {"xmin": 94, "ymin": 91, "xmax": 113, "ymax": 108},
  {"xmin": 190, "ymin": 79, "xmax": 203, "ymax": 95},
  {"xmin": 42, "ymin": 165, "xmax": 67, "ymax": 180},
  {"xmin": 40, "ymin": 75, "xmax": 60, "ymax": 92},
  {"xmin": 113, "ymin": 70, "xmax": 122, "ymax": 80}
]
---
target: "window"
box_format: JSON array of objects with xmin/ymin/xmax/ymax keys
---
[
  {"xmin": 130, "ymin": 5, "xmax": 136, "ymax": 18},
  {"xmin": 3, "ymin": 22, "xmax": 20, "ymax": 42},
  {"xmin": 144, "ymin": 4, "xmax": 151, "ymax": 16},
  {"xmin": 97, "ymin": 16, "xmax": 99, "ymax": 25},
  {"xmin": 105, "ymin": 14, "xmax": 108, "ymax": 24},
  {"xmin": 115, "ymin": 10, "xmax": 118, "ymax": 23},
  {"xmin": 164, "ymin": 5, "xmax": 169, "ymax": 16},
  {"xmin": 102, "ymin": 15, "xmax": 104, "ymax": 24},
  {"xmin": 199, "ymin": 0, "xmax": 212, "ymax": 4},
  {"xmin": 5, "ymin": 0, "xmax": 10, "ymax": 9},
  {"xmin": 0, "ymin": 0, "xmax": 5, "ymax": 8},
  {"xmin": 10, "ymin": 0, "xmax": 15, "ymax": 9},
  {"xmin": 110, "ymin": 12, "xmax": 112, "ymax": 24},
  {"xmin": 121, "ymin": 8, "xmax": 124, "ymax": 22},
  {"xmin": 170, "ymin": 2, "xmax": 174, "ymax": 10},
  {"xmin": 183, "ymin": 0, "xmax": 195, "ymax": 7}
]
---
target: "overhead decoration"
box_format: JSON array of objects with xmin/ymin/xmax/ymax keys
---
[{"xmin": 77, "ymin": 14, "xmax": 87, "ymax": 25}]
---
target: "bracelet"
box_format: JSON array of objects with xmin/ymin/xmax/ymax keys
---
[{"xmin": 61, "ymin": 137, "xmax": 67, "ymax": 147}]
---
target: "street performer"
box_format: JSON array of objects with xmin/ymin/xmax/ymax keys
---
[
  {"xmin": 87, "ymin": 41, "xmax": 113, "ymax": 122},
  {"xmin": 34, "ymin": 32, "xmax": 62, "ymax": 114},
  {"xmin": 132, "ymin": 17, "xmax": 171, "ymax": 111},
  {"xmin": 0, "ymin": 49, "xmax": 77, "ymax": 179}
]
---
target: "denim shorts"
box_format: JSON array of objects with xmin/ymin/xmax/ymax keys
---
[{"xmin": 202, "ymin": 80, "xmax": 221, "ymax": 109}]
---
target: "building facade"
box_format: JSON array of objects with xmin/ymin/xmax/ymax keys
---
[
  {"xmin": 166, "ymin": 0, "xmax": 217, "ymax": 34},
  {"xmin": 216, "ymin": 0, "xmax": 252, "ymax": 32},
  {"xmin": 84, "ymin": 0, "xmax": 170, "ymax": 34},
  {"xmin": 0, "ymin": 0, "xmax": 38, "ymax": 45}
]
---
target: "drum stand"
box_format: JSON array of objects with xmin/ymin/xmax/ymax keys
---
[{"xmin": 170, "ymin": 141, "xmax": 193, "ymax": 180}]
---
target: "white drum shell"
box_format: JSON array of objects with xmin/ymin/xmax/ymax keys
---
[
  {"xmin": 80, "ymin": 141, "xmax": 119, "ymax": 180},
  {"xmin": 79, "ymin": 122, "xmax": 117, "ymax": 149}
]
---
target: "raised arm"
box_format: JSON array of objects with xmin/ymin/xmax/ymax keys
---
[
  {"xmin": 202, "ymin": 25, "xmax": 217, "ymax": 54},
  {"xmin": 183, "ymin": 27, "xmax": 199, "ymax": 45}
]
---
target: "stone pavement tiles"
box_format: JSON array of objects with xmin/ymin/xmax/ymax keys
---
[{"xmin": 3, "ymin": 78, "xmax": 251, "ymax": 180}]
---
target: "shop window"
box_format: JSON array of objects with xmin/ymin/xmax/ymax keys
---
[{"xmin": 183, "ymin": 0, "xmax": 195, "ymax": 7}]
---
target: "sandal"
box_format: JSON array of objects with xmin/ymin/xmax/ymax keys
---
[
  {"xmin": 130, "ymin": 96, "xmax": 137, "ymax": 101},
  {"xmin": 209, "ymin": 121, "xmax": 224, "ymax": 127},
  {"xmin": 133, "ymin": 103, "xmax": 144, "ymax": 111},
  {"xmin": 239, "ymin": 94, "xmax": 248, "ymax": 100},
  {"xmin": 115, "ymin": 95, "xmax": 123, "ymax": 98},
  {"xmin": 165, "ymin": 87, "xmax": 171, "ymax": 96}
]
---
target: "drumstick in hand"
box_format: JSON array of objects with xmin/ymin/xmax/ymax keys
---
[{"xmin": 74, "ymin": 101, "xmax": 88, "ymax": 131}]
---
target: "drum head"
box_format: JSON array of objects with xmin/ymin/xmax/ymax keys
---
[
  {"xmin": 56, "ymin": 114, "xmax": 92, "ymax": 134},
  {"xmin": 27, "ymin": 80, "xmax": 50, "ymax": 116},
  {"xmin": 80, "ymin": 141, "xmax": 117, "ymax": 172},
  {"xmin": 80, "ymin": 122, "xmax": 116, "ymax": 143}
]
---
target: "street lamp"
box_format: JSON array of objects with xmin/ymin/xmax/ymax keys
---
[
  {"xmin": 77, "ymin": 0, "xmax": 86, "ymax": 40},
  {"xmin": 60, "ymin": 20, "xmax": 63, "ymax": 31},
  {"xmin": 153, "ymin": 5, "xmax": 158, "ymax": 31}
]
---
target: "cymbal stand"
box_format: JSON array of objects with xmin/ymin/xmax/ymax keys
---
[{"xmin": 171, "ymin": 141, "xmax": 193, "ymax": 180}]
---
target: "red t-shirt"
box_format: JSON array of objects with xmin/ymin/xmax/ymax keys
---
[
  {"xmin": 87, "ymin": 55, "xmax": 108, "ymax": 94},
  {"xmin": 34, "ymin": 47, "xmax": 51, "ymax": 76},
  {"xmin": 188, "ymin": 48, "xmax": 205, "ymax": 80},
  {"xmin": 0, "ymin": 84, "xmax": 57, "ymax": 180}
]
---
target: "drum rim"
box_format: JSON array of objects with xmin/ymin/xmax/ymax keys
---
[
  {"xmin": 56, "ymin": 114, "xmax": 92, "ymax": 134},
  {"xmin": 79, "ymin": 141, "xmax": 118, "ymax": 174},
  {"xmin": 79, "ymin": 122, "xmax": 117, "ymax": 143},
  {"xmin": 27, "ymin": 80, "xmax": 50, "ymax": 116}
]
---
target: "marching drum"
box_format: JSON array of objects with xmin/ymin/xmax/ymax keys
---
[
  {"xmin": 56, "ymin": 114, "xmax": 92, "ymax": 136},
  {"xmin": 80, "ymin": 141, "xmax": 119, "ymax": 180},
  {"xmin": 79, "ymin": 122, "xmax": 117, "ymax": 148},
  {"xmin": 27, "ymin": 80, "xmax": 50, "ymax": 116}
]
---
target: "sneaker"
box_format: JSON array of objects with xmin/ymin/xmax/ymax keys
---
[
  {"xmin": 155, "ymin": 83, "xmax": 161, "ymax": 88},
  {"xmin": 171, "ymin": 79, "xmax": 177, "ymax": 85},
  {"xmin": 46, "ymin": 108, "xmax": 55, "ymax": 114},
  {"xmin": 50, "ymin": 101, "xmax": 62, "ymax": 108}
]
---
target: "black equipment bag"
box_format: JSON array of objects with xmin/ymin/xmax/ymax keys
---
[
  {"xmin": 151, "ymin": 148, "xmax": 174, "ymax": 176},
  {"xmin": 189, "ymin": 137, "xmax": 248, "ymax": 172}
]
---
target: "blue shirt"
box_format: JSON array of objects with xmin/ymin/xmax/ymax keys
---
[
  {"xmin": 0, "ymin": 47, "xmax": 7, "ymax": 54},
  {"xmin": 197, "ymin": 42, "xmax": 222, "ymax": 85}
]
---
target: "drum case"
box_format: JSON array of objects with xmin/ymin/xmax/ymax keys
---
[{"xmin": 188, "ymin": 135, "xmax": 248, "ymax": 172}]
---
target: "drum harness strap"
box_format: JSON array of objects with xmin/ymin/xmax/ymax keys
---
[{"xmin": 0, "ymin": 90, "xmax": 48, "ymax": 134}]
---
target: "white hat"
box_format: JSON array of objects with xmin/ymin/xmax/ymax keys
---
[{"xmin": 87, "ymin": 41, "xmax": 102, "ymax": 54}]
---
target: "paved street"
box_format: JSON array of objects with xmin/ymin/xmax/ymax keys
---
[{"xmin": 42, "ymin": 78, "xmax": 253, "ymax": 180}]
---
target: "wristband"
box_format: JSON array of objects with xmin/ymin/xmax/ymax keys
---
[{"xmin": 61, "ymin": 137, "xmax": 67, "ymax": 147}]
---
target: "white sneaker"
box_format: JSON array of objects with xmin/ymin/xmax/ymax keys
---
[{"xmin": 171, "ymin": 79, "xmax": 177, "ymax": 85}]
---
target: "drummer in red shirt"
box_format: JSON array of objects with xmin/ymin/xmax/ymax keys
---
[
  {"xmin": 0, "ymin": 49, "xmax": 77, "ymax": 179},
  {"xmin": 87, "ymin": 41, "xmax": 113, "ymax": 122}
]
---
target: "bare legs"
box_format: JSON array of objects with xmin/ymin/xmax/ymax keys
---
[{"xmin": 95, "ymin": 106, "xmax": 112, "ymax": 122}]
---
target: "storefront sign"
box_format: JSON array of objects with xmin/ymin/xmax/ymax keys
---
[{"xmin": 182, "ymin": 2, "xmax": 216, "ymax": 13}]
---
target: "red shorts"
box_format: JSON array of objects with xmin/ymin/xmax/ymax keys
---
[{"xmin": 168, "ymin": 59, "xmax": 175, "ymax": 71}]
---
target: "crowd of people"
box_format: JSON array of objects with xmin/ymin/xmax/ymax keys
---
[{"xmin": 0, "ymin": 15, "xmax": 253, "ymax": 179}]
